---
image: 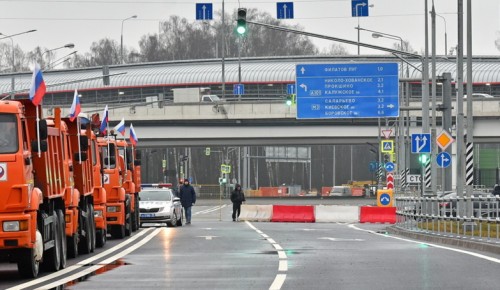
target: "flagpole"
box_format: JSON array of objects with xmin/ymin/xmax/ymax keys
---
[
  {"xmin": 77, "ymin": 116, "xmax": 82, "ymax": 164},
  {"xmin": 36, "ymin": 105, "xmax": 41, "ymax": 158}
]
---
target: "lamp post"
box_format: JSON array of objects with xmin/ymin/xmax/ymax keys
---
[
  {"xmin": 355, "ymin": 3, "xmax": 374, "ymax": 55},
  {"xmin": 121, "ymin": 15, "xmax": 137, "ymax": 64},
  {"xmin": 435, "ymin": 13, "xmax": 447, "ymax": 55},
  {"xmin": 41, "ymin": 43, "xmax": 75, "ymax": 69},
  {"xmin": 0, "ymin": 29, "xmax": 37, "ymax": 99}
]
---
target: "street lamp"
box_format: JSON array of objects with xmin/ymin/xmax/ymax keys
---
[
  {"xmin": 121, "ymin": 15, "xmax": 137, "ymax": 64},
  {"xmin": 41, "ymin": 43, "xmax": 75, "ymax": 69},
  {"xmin": 0, "ymin": 29, "xmax": 37, "ymax": 99},
  {"xmin": 435, "ymin": 13, "xmax": 447, "ymax": 56},
  {"xmin": 355, "ymin": 3, "xmax": 374, "ymax": 55}
]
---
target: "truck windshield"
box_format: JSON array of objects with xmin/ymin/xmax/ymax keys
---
[{"xmin": 0, "ymin": 114, "xmax": 18, "ymax": 154}]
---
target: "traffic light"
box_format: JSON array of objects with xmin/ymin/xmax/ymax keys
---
[
  {"xmin": 236, "ymin": 8, "xmax": 247, "ymax": 36},
  {"xmin": 383, "ymin": 154, "xmax": 390, "ymax": 163},
  {"xmin": 419, "ymin": 154, "xmax": 429, "ymax": 165},
  {"xmin": 285, "ymin": 95, "xmax": 293, "ymax": 106},
  {"xmin": 205, "ymin": 147, "xmax": 210, "ymax": 156}
]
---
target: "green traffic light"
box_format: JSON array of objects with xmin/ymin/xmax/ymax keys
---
[
  {"xmin": 237, "ymin": 19, "xmax": 247, "ymax": 35},
  {"xmin": 419, "ymin": 154, "xmax": 429, "ymax": 164},
  {"xmin": 285, "ymin": 96, "xmax": 293, "ymax": 106}
]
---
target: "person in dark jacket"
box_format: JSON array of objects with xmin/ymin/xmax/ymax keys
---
[
  {"xmin": 178, "ymin": 179, "xmax": 196, "ymax": 224},
  {"xmin": 492, "ymin": 185, "xmax": 500, "ymax": 197},
  {"xmin": 230, "ymin": 184, "xmax": 246, "ymax": 221}
]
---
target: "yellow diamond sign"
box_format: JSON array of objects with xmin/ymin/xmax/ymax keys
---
[{"xmin": 436, "ymin": 131, "xmax": 454, "ymax": 150}]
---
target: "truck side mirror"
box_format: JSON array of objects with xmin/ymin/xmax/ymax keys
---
[
  {"xmin": 126, "ymin": 148, "xmax": 133, "ymax": 163},
  {"xmin": 79, "ymin": 136, "xmax": 89, "ymax": 151},
  {"xmin": 38, "ymin": 120, "xmax": 48, "ymax": 140}
]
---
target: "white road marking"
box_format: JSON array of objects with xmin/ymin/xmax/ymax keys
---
[
  {"xmin": 33, "ymin": 228, "xmax": 162, "ymax": 290},
  {"xmin": 349, "ymin": 224, "xmax": 500, "ymax": 264},
  {"xmin": 197, "ymin": 235, "xmax": 218, "ymax": 240},
  {"xmin": 318, "ymin": 237, "xmax": 365, "ymax": 242},
  {"xmin": 269, "ymin": 274, "xmax": 287, "ymax": 290},
  {"xmin": 7, "ymin": 228, "xmax": 154, "ymax": 290},
  {"xmin": 193, "ymin": 204, "xmax": 228, "ymax": 215},
  {"xmin": 245, "ymin": 221, "xmax": 288, "ymax": 290}
]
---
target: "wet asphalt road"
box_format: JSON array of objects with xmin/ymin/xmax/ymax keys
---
[{"xmin": 1, "ymin": 198, "xmax": 500, "ymax": 290}]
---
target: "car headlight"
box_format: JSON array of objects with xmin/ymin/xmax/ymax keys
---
[
  {"xmin": 94, "ymin": 210, "xmax": 103, "ymax": 217},
  {"xmin": 3, "ymin": 220, "xmax": 28, "ymax": 232},
  {"xmin": 107, "ymin": 206, "xmax": 119, "ymax": 213}
]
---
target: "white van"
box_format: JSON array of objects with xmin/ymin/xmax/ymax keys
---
[{"xmin": 329, "ymin": 186, "xmax": 352, "ymax": 197}]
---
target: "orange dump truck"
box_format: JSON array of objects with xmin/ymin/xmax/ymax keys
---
[{"xmin": 0, "ymin": 100, "xmax": 68, "ymax": 277}]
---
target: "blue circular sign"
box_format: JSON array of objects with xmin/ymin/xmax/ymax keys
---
[
  {"xmin": 385, "ymin": 162, "xmax": 395, "ymax": 172},
  {"xmin": 380, "ymin": 193, "xmax": 391, "ymax": 206},
  {"xmin": 436, "ymin": 152, "xmax": 452, "ymax": 168}
]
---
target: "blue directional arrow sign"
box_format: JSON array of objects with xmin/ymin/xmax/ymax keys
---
[
  {"xmin": 287, "ymin": 84, "xmax": 296, "ymax": 95},
  {"xmin": 411, "ymin": 133, "xmax": 431, "ymax": 153},
  {"xmin": 380, "ymin": 193, "xmax": 391, "ymax": 206},
  {"xmin": 437, "ymin": 152, "xmax": 452, "ymax": 168},
  {"xmin": 351, "ymin": 0, "xmax": 369, "ymax": 17},
  {"xmin": 369, "ymin": 161, "xmax": 378, "ymax": 172},
  {"xmin": 277, "ymin": 2, "xmax": 294, "ymax": 19},
  {"xmin": 385, "ymin": 162, "xmax": 395, "ymax": 172},
  {"xmin": 196, "ymin": 3, "xmax": 213, "ymax": 20},
  {"xmin": 233, "ymin": 84, "xmax": 245, "ymax": 95},
  {"xmin": 295, "ymin": 63, "xmax": 399, "ymax": 119}
]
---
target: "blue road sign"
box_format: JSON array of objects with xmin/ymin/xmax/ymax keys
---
[
  {"xmin": 369, "ymin": 161, "xmax": 378, "ymax": 172},
  {"xmin": 233, "ymin": 84, "xmax": 245, "ymax": 95},
  {"xmin": 277, "ymin": 2, "xmax": 294, "ymax": 19},
  {"xmin": 287, "ymin": 84, "xmax": 296, "ymax": 95},
  {"xmin": 351, "ymin": 0, "xmax": 369, "ymax": 17},
  {"xmin": 295, "ymin": 63, "xmax": 399, "ymax": 119},
  {"xmin": 380, "ymin": 193, "xmax": 391, "ymax": 206},
  {"xmin": 437, "ymin": 152, "xmax": 451, "ymax": 168},
  {"xmin": 385, "ymin": 162, "xmax": 395, "ymax": 172},
  {"xmin": 411, "ymin": 133, "xmax": 431, "ymax": 153},
  {"xmin": 196, "ymin": 3, "xmax": 213, "ymax": 20}
]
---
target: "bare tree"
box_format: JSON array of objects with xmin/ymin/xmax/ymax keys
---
[{"xmin": 320, "ymin": 43, "xmax": 350, "ymax": 56}]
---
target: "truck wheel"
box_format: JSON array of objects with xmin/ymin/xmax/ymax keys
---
[
  {"xmin": 96, "ymin": 229, "xmax": 107, "ymax": 248},
  {"xmin": 67, "ymin": 234, "xmax": 78, "ymax": 258},
  {"xmin": 17, "ymin": 248, "xmax": 40, "ymax": 278},
  {"xmin": 111, "ymin": 225, "xmax": 125, "ymax": 239},
  {"xmin": 42, "ymin": 212, "xmax": 61, "ymax": 272},
  {"xmin": 125, "ymin": 198, "xmax": 132, "ymax": 237},
  {"xmin": 79, "ymin": 204, "xmax": 92, "ymax": 255},
  {"xmin": 89, "ymin": 205, "xmax": 96, "ymax": 253},
  {"xmin": 57, "ymin": 210, "xmax": 67, "ymax": 269}
]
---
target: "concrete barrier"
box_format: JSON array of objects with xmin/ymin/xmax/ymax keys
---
[
  {"xmin": 271, "ymin": 205, "xmax": 315, "ymax": 223},
  {"xmin": 239, "ymin": 205, "xmax": 273, "ymax": 222},
  {"xmin": 359, "ymin": 206, "xmax": 396, "ymax": 224},
  {"xmin": 315, "ymin": 205, "xmax": 359, "ymax": 223}
]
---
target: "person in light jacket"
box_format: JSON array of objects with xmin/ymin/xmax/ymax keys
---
[{"xmin": 230, "ymin": 184, "xmax": 246, "ymax": 221}]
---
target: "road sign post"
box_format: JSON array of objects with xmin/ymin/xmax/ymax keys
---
[
  {"xmin": 277, "ymin": 2, "xmax": 294, "ymax": 19},
  {"xmin": 233, "ymin": 84, "xmax": 245, "ymax": 95},
  {"xmin": 295, "ymin": 63, "xmax": 399, "ymax": 119},
  {"xmin": 377, "ymin": 189, "xmax": 393, "ymax": 207},
  {"xmin": 195, "ymin": 3, "xmax": 213, "ymax": 20},
  {"xmin": 411, "ymin": 133, "xmax": 431, "ymax": 154}
]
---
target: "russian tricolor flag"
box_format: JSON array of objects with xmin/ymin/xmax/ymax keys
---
[
  {"xmin": 29, "ymin": 63, "xmax": 46, "ymax": 106},
  {"xmin": 129, "ymin": 124, "xmax": 138, "ymax": 146},
  {"xmin": 114, "ymin": 117, "xmax": 126, "ymax": 136},
  {"xmin": 100, "ymin": 105, "xmax": 109, "ymax": 134},
  {"xmin": 69, "ymin": 89, "xmax": 81, "ymax": 122}
]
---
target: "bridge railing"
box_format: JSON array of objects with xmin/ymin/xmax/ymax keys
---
[{"xmin": 395, "ymin": 195, "xmax": 500, "ymax": 243}]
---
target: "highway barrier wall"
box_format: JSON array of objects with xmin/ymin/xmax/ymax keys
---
[
  {"xmin": 239, "ymin": 205, "xmax": 273, "ymax": 222},
  {"xmin": 359, "ymin": 206, "xmax": 396, "ymax": 224},
  {"xmin": 315, "ymin": 205, "xmax": 359, "ymax": 223},
  {"xmin": 271, "ymin": 205, "xmax": 315, "ymax": 223}
]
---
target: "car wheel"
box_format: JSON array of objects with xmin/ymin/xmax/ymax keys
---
[{"xmin": 168, "ymin": 212, "xmax": 177, "ymax": 228}]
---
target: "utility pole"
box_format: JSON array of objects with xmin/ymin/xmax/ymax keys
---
[
  {"xmin": 465, "ymin": 0, "xmax": 474, "ymax": 216},
  {"xmin": 430, "ymin": 3, "xmax": 438, "ymax": 194},
  {"xmin": 456, "ymin": 0, "xmax": 465, "ymax": 215}
]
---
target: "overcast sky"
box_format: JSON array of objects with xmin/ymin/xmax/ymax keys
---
[{"xmin": 0, "ymin": 0, "xmax": 499, "ymax": 61}]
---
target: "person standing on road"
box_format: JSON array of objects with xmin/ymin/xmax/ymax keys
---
[
  {"xmin": 230, "ymin": 184, "xmax": 246, "ymax": 221},
  {"xmin": 179, "ymin": 178, "xmax": 196, "ymax": 224}
]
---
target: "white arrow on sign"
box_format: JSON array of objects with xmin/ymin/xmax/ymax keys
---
[
  {"xmin": 299, "ymin": 83, "xmax": 308, "ymax": 92},
  {"xmin": 319, "ymin": 237, "xmax": 364, "ymax": 242},
  {"xmin": 202, "ymin": 5, "xmax": 207, "ymax": 20},
  {"xmin": 440, "ymin": 154, "xmax": 450, "ymax": 167},
  {"xmin": 381, "ymin": 196, "xmax": 390, "ymax": 203},
  {"xmin": 387, "ymin": 104, "xmax": 395, "ymax": 109},
  {"xmin": 300, "ymin": 67, "xmax": 305, "ymax": 74},
  {"xmin": 415, "ymin": 135, "xmax": 428, "ymax": 153}
]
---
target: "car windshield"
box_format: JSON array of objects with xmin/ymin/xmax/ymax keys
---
[
  {"xmin": 140, "ymin": 190, "xmax": 172, "ymax": 201},
  {"xmin": 0, "ymin": 114, "xmax": 18, "ymax": 154}
]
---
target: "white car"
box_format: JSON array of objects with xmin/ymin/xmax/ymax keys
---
[{"xmin": 139, "ymin": 187, "xmax": 183, "ymax": 227}]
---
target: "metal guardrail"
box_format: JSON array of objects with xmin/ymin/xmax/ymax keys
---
[{"xmin": 396, "ymin": 195, "xmax": 500, "ymax": 243}]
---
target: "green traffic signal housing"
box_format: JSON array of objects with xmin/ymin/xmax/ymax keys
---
[
  {"xmin": 419, "ymin": 154, "xmax": 429, "ymax": 164},
  {"xmin": 237, "ymin": 8, "xmax": 247, "ymax": 35},
  {"xmin": 285, "ymin": 95, "xmax": 293, "ymax": 106}
]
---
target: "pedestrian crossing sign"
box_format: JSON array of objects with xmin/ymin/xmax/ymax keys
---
[{"xmin": 381, "ymin": 140, "xmax": 394, "ymax": 153}]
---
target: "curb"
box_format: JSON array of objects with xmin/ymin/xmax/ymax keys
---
[{"xmin": 387, "ymin": 226, "xmax": 500, "ymax": 255}]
